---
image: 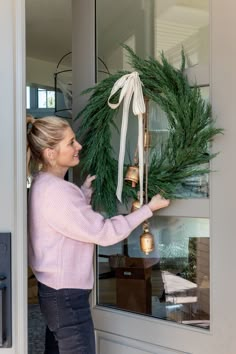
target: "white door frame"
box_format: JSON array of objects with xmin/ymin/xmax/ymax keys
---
[{"xmin": 0, "ymin": 0, "xmax": 27, "ymax": 353}]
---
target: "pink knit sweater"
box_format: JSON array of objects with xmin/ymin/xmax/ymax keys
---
[{"xmin": 28, "ymin": 172, "xmax": 153, "ymax": 290}]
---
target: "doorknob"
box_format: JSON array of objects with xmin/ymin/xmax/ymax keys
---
[{"xmin": 0, "ymin": 233, "xmax": 12, "ymax": 348}]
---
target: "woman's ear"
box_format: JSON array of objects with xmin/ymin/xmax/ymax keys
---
[{"xmin": 43, "ymin": 148, "xmax": 56, "ymax": 164}]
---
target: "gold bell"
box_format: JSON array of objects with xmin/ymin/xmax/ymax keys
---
[
  {"xmin": 140, "ymin": 222, "xmax": 154, "ymax": 255},
  {"xmin": 125, "ymin": 165, "xmax": 139, "ymax": 188},
  {"xmin": 131, "ymin": 191, "xmax": 144, "ymax": 212},
  {"xmin": 131, "ymin": 199, "xmax": 141, "ymax": 212}
]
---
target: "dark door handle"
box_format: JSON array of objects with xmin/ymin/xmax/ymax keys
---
[
  {"xmin": 0, "ymin": 284, "xmax": 6, "ymax": 346},
  {"xmin": 0, "ymin": 233, "xmax": 11, "ymax": 347}
]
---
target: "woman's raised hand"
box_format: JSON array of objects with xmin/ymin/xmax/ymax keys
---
[
  {"xmin": 83, "ymin": 174, "xmax": 96, "ymax": 189},
  {"xmin": 148, "ymin": 194, "xmax": 170, "ymax": 212}
]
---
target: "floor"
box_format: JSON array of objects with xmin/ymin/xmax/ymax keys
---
[{"xmin": 28, "ymin": 304, "xmax": 45, "ymax": 354}]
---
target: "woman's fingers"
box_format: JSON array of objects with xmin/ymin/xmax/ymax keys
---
[{"xmin": 84, "ymin": 175, "xmax": 96, "ymax": 188}]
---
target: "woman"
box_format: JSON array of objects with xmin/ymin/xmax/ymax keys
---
[{"xmin": 27, "ymin": 116, "xmax": 170, "ymax": 354}]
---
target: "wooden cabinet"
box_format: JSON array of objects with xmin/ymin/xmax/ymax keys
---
[{"xmin": 115, "ymin": 257, "xmax": 158, "ymax": 314}]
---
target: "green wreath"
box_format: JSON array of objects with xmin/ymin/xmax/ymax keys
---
[{"xmin": 76, "ymin": 45, "xmax": 222, "ymax": 216}]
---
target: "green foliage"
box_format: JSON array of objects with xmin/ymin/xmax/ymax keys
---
[{"xmin": 75, "ymin": 46, "xmax": 223, "ymax": 215}]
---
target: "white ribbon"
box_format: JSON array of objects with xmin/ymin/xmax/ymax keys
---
[{"xmin": 107, "ymin": 72, "xmax": 146, "ymax": 205}]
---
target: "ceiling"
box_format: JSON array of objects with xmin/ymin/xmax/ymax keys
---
[{"xmin": 26, "ymin": 0, "xmax": 72, "ymax": 64}]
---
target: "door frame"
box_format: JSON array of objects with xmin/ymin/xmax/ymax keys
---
[
  {"xmin": 14, "ymin": 0, "xmax": 28, "ymax": 351},
  {"xmin": 0, "ymin": 0, "xmax": 27, "ymax": 353}
]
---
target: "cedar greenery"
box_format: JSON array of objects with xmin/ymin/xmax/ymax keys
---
[{"xmin": 75, "ymin": 45, "xmax": 223, "ymax": 216}]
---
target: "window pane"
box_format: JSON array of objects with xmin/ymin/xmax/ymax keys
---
[
  {"xmin": 97, "ymin": 0, "xmax": 210, "ymax": 197},
  {"xmin": 47, "ymin": 91, "xmax": 55, "ymax": 108},
  {"xmin": 26, "ymin": 86, "xmax": 30, "ymax": 109},
  {"xmin": 38, "ymin": 89, "xmax": 47, "ymax": 108},
  {"xmin": 154, "ymin": 1, "xmax": 209, "ymax": 68},
  {"xmin": 97, "ymin": 0, "xmax": 209, "ymax": 74},
  {"xmin": 97, "ymin": 216, "xmax": 210, "ymax": 330},
  {"xmin": 148, "ymin": 86, "xmax": 210, "ymax": 199}
]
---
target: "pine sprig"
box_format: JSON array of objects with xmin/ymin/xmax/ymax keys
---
[{"xmin": 75, "ymin": 45, "xmax": 223, "ymax": 215}]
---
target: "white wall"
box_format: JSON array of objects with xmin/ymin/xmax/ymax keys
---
[
  {"xmin": 26, "ymin": 57, "xmax": 56, "ymax": 87},
  {"xmin": 26, "ymin": 56, "xmax": 70, "ymax": 87}
]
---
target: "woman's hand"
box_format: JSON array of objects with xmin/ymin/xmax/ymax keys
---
[
  {"xmin": 83, "ymin": 174, "xmax": 96, "ymax": 189},
  {"xmin": 148, "ymin": 194, "xmax": 170, "ymax": 212}
]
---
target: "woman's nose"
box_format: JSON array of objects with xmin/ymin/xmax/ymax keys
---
[{"xmin": 76, "ymin": 141, "xmax": 82, "ymax": 150}]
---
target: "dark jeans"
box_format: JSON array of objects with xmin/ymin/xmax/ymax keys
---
[{"xmin": 38, "ymin": 281, "xmax": 96, "ymax": 354}]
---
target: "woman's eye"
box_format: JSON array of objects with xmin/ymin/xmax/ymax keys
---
[{"xmin": 70, "ymin": 140, "xmax": 74, "ymax": 145}]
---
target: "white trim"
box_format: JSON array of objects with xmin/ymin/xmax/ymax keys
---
[{"xmin": 13, "ymin": 0, "xmax": 27, "ymax": 352}]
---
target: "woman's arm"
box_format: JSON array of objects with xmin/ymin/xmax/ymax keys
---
[{"xmin": 43, "ymin": 178, "xmax": 152, "ymax": 246}]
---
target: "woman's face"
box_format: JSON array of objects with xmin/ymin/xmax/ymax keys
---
[{"xmin": 53, "ymin": 126, "xmax": 82, "ymax": 171}]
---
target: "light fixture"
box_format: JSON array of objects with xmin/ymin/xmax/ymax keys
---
[{"xmin": 54, "ymin": 52, "xmax": 72, "ymax": 118}]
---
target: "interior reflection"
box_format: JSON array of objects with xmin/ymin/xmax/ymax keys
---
[{"xmin": 97, "ymin": 216, "xmax": 210, "ymax": 330}]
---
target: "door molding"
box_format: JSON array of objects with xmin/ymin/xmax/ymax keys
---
[
  {"xmin": 0, "ymin": 0, "xmax": 27, "ymax": 352},
  {"xmin": 13, "ymin": 0, "xmax": 28, "ymax": 352}
]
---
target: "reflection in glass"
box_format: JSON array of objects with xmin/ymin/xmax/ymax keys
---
[
  {"xmin": 97, "ymin": 216, "xmax": 210, "ymax": 330},
  {"xmin": 96, "ymin": 0, "xmax": 210, "ymax": 198},
  {"xmin": 97, "ymin": 0, "xmax": 209, "ymax": 74},
  {"xmin": 148, "ymin": 87, "xmax": 210, "ymax": 199},
  {"xmin": 154, "ymin": 0, "xmax": 209, "ymax": 67}
]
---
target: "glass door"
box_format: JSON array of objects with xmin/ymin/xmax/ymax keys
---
[
  {"xmin": 96, "ymin": 0, "xmax": 210, "ymax": 330},
  {"xmin": 92, "ymin": 1, "xmax": 220, "ymax": 353}
]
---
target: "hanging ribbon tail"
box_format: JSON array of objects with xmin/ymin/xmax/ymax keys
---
[
  {"xmin": 138, "ymin": 114, "xmax": 144, "ymax": 206},
  {"xmin": 132, "ymin": 75, "xmax": 146, "ymax": 115},
  {"xmin": 116, "ymin": 85, "xmax": 133, "ymax": 202},
  {"xmin": 107, "ymin": 71, "xmax": 146, "ymax": 204}
]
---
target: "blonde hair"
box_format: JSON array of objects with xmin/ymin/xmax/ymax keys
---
[{"xmin": 27, "ymin": 115, "xmax": 70, "ymax": 175}]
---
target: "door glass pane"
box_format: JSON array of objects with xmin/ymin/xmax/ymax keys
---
[
  {"xmin": 97, "ymin": 0, "xmax": 209, "ymax": 74},
  {"xmin": 96, "ymin": 0, "xmax": 210, "ymax": 330},
  {"xmin": 96, "ymin": 0, "xmax": 210, "ymax": 198},
  {"xmin": 154, "ymin": 0, "xmax": 209, "ymax": 67},
  {"xmin": 148, "ymin": 86, "xmax": 210, "ymax": 199},
  {"xmin": 97, "ymin": 216, "xmax": 210, "ymax": 330}
]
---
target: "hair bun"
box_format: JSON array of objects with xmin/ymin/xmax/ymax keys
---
[
  {"xmin": 27, "ymin": 114, "xmax": 36, "ymax": 125},
  {"xmin": 27, "ymin": 115, "xmax": 36, "ymax": 134}
]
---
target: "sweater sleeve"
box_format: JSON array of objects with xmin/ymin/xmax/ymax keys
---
[
  {"xmin": 80, "ymin": 184, "xmax": 93, "ymax": 204},
  {"xmin": 43, "ymin": 179, "xmax": 153, "ymax": 246}
]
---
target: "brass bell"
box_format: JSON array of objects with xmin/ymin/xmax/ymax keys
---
[
  {"xmin": 140, "ymin": 222, "xmax": 154, "ymax": 255},
  {"xmin": 131, "ymin": 199, "xmax": 141, "ymax": 212},
  {"xmin": 131, "ymin": 191, "xmax": 144, "ymax": 212},
  {"xmin": 125, "ymin": 165, "xmax": 139, "ymax": 188}
]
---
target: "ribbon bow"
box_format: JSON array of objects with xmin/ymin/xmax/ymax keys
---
[{"xmin": 107, "ymin": 71, "xmax": 146, "ymax": 205}]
